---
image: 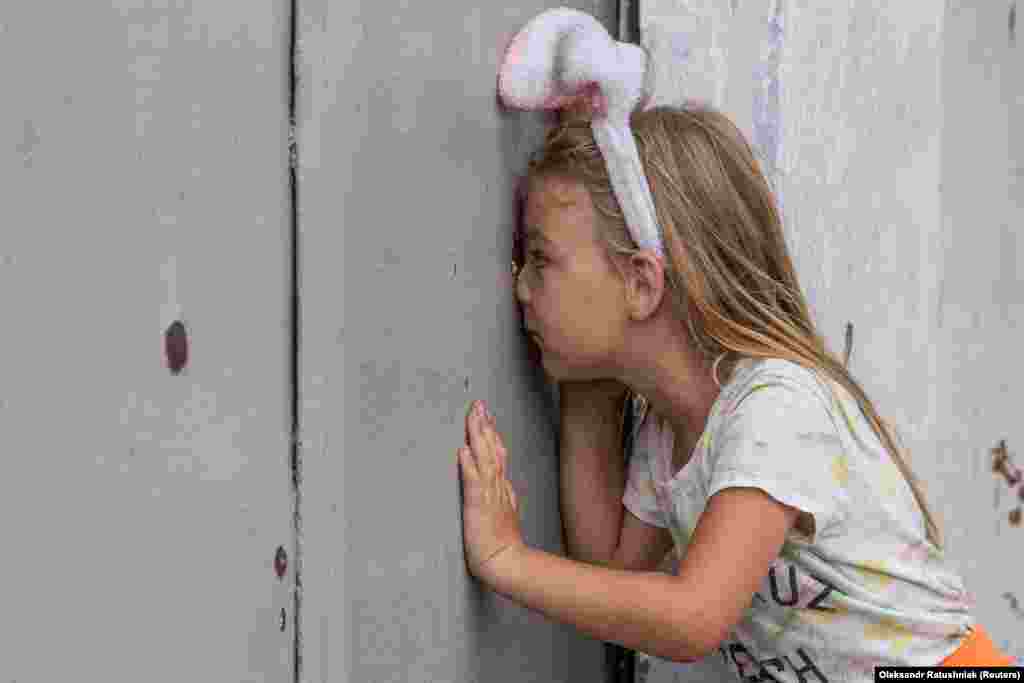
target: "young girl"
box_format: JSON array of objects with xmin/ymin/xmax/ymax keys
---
[{"xmin": 455, "ymin": 101, "xmax": 1020, "ymax": 678}]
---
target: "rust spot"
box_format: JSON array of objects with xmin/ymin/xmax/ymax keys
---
[
  {"xmin": 164, "ymin": 320, "xmax": 188, "ymax": 375},
  {"xmin": 1010, "ymin": 507, "xmax": 1022, "ymax": 527},
  {"xmin": 992, "ymin": 440, "xmax": 1022, "ymax": 487},
  {"xmin": 274, "ymin": 545, "xmax": 288, "ymax": 579}
]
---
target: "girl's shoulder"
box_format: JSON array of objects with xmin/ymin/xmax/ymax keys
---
[
  {"xmin": 716, "ymin": 357, "xmax": 848, "ymax": 433},
  {"xmin": 632, "ymin": 356, "xmax": 840, "ymax": 436},
  {"xmin": 725, "ymin": 356, "xmax": 836, "ymax": 404}
]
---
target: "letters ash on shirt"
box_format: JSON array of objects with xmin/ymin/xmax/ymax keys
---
[{"xmin": 621, "ymin": 357, "xmax": 975, "ymax": 683}]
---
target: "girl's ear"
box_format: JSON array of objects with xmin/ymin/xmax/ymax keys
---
[
  {"xmin": 637, "ymin": 249, "xmax": 667, "ymax": 294},
  {"xmin": 625, "ymin": 250, "xmax": 667, "ymax": 320}
]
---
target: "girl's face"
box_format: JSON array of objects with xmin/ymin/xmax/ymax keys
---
[{"xmin": 516, "ymin": 176, "xmax": 629, "ymax": 382}]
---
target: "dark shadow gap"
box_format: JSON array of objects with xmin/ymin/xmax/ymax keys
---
[{"xmin": 288, "ymin": 0, "xmax": 303, "ymax": 682}]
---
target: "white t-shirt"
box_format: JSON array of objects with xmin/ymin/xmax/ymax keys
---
[{"xmin": 622, "ymin": 357, "xmax": 976, "ymax": 682}]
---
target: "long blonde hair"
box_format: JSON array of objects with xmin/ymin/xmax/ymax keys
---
[{"xmin": 518, "ymin": 104, "xmax": 942, "ymax": 549}]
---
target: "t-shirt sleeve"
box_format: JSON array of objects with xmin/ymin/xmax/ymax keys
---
[
  {"xmin": 622, "ymin": 410, "xmax": 669, "ymax": 529},
  {"xmin": 705, "ymin": 376, "xmax": 847, "ymax": 542}
]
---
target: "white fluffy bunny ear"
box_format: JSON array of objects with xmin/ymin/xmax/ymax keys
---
[
  {"xmin": 497, "ymin": 7, "xmax": 666, "ymax": 260},
  {"xmin": 497, "ymin": 7, "xmax": 650, "ymax": 121}
]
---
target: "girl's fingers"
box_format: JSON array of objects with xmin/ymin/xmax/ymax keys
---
[
  {"xmin": 469, "ymin": 404, "xmax": 495, "ymax": 479},
  {"xmin": 465, "ymin": 403, "xmax": 483, "ymax": 452},
  {"xmin": 486, "ymin": 422, "xmax": 504, "ymax": 479},
  {"xmin": 464, "ymin": 401, "xmax": 512, "ymax": 485},
  {"xmin": 482, "ymin": 407, "xmax": 506, "ymax": 479},
  {"xmin": 457, "ymin": 446, "xmax": 478, "ymax": 480},
  {"xmin": 465, "ymin": 402, "xmax": 481, "ymax": 448}
]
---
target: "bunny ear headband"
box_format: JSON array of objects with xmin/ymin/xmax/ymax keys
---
[{"xmin": 498, "ymin": 7, "xmax": 668, "ymax": 261}]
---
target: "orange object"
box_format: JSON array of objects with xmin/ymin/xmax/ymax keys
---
[{"xmin": 940, "ymin": 624, "xmax": 1015, "ymax": 666}]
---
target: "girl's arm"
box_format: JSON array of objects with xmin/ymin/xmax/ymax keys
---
[
  {"xmin": 486, "ymin": 486, "xmax": 800, "ymax": 663},
  {"xmin": 558, "ymin": 381, "xmax": 629, "ymax": 565}
]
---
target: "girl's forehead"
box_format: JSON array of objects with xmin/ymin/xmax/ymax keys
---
[
  {"xmin": 524, "ymin": 180, "xmax": 595, "ymax": 245},
  {"xmin": 528, "ymin": 175, "xmax": 588, "ymax": 207}
]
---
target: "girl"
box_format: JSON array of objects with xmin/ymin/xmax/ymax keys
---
[{"xmin": 455, "ymin": 101, "xmax": 1020, "ymax": 678}]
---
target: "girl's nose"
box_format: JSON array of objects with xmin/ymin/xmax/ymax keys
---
[{"xmin": 512, "ymin": 260, "xmax": 528, "ymax": 302}]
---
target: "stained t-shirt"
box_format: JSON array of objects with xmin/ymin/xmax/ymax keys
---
[{"xmin": 622, "ymin": 357, "xmax": 977, "ymax": 682}]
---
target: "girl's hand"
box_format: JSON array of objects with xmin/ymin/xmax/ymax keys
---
[{"xmin": 457, "ymin": 401, "xmax": 525, "ymax": 585}]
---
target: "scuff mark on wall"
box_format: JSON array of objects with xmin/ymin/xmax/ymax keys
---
[
  {"xmin": 17, "ymin": 119, "xmax": 41, "ymax": 169},
  {"xmin": 992, "ymin": 440, "xmax": 1022, "ymax": 486},
  {"xmin": 1010, "ymin": 1, "xmax": 1017, "ymax": 45},
  {"xmin": 1003, "ymin": 592, "xmax": 1024, "ymax": 619},
  {"xmin": 843, "ymin": 323, "xmax": 854, "ymax": 368}
]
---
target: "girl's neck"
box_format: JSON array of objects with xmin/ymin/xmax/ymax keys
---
[
  {"xmin": 615, "ymin": 310, "xmax": 752, "ymax": 472},
  {"xmin": 619, "ymin": 333, "xmax": 726, "ymax": 454},
  {"xmin": 668, "ymin": 355, "xmax": 741, "ymax": 473}
]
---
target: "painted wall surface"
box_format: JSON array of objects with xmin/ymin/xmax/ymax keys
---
[
  {"xmin": 0, "ymin": 3, "xmax": 294, "ymax": 682},
  {"xmin": 635, "ymin": 2, "xmax": 1023, "ymax": 682},
  {"xmin": 2, "ymin": 2, "xmax": 1017, "ymax": 681},
  {"xmin": 295, "ymin": 1, "xmax": 620, "ymax": 682}
]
